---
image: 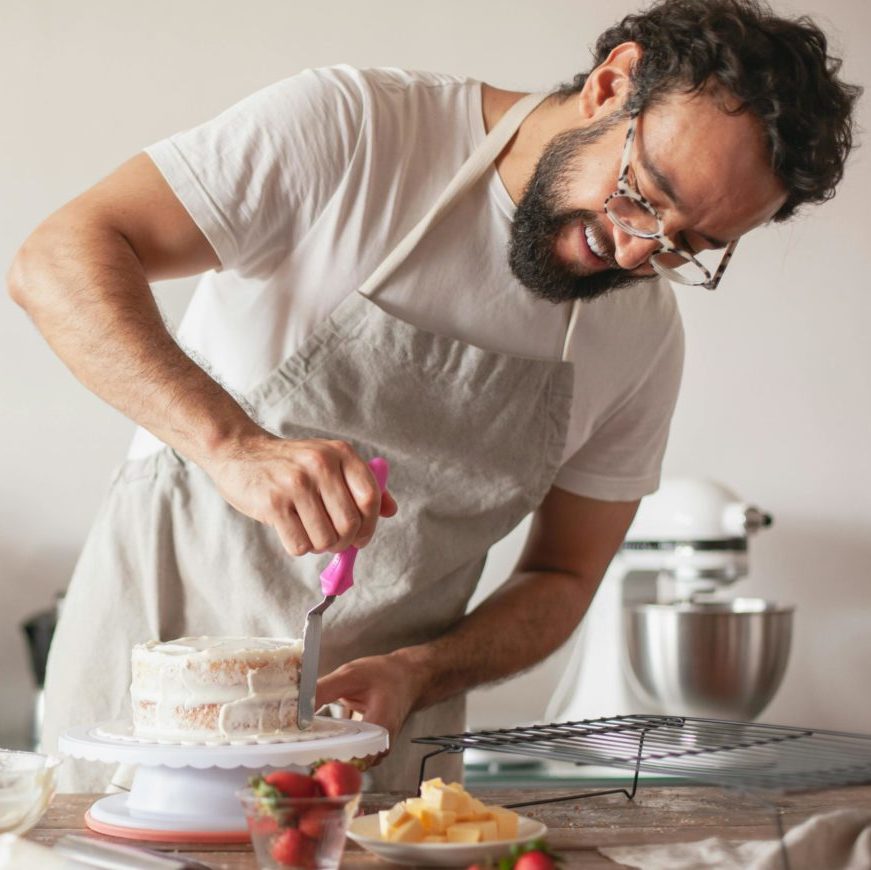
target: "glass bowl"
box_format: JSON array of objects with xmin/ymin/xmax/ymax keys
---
[
  {"xmin": 0, "ymin": 750, "xmax": 62, "ymax": 835},
  {"xmin": 238, "ymin": 788, "xmax": 360, "ymax": 870}
]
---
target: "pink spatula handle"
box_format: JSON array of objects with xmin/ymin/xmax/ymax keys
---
[{"xmin": 319, "ymin": 457, "xmax": 390, "ymax": 596}]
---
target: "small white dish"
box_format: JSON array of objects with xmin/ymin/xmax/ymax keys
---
[{"xmin": 347, "ymin": 812, "xmax": 547, "ymax": 867}]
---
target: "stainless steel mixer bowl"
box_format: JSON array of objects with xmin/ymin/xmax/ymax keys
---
[{"xmin": 624, "ymin": 598, "xmax": 794, "ymax": 720}]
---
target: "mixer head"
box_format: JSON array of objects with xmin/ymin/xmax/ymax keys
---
[{"xmin": 621, "ymin": 479, "xmax": 772, "ymax": 593}]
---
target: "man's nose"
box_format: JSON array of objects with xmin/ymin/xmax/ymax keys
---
[{"xmin": 612, "ymin": 228, "xmax": 661, "ymax": 271}]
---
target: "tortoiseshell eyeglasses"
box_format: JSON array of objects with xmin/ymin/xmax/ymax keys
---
[{"xmin": 603, "ymin": 111, "xmax": 738, "ymax": 290}]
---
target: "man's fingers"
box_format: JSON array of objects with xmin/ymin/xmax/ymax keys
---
[
  {"xmin": 314, "ymin": 668, "xmax": 358, "ymax": 711},
  {"xmin": 315, "ymin": 685, "xmax": 400, "ymax": 745},
  {"xmin": 379, "ymin": 489, "xmax": 398, "ymax": 518},
  {"xmin": 343, "ymin": 458, "xmax": 384, "ymax": 546},
  {"xmin": 292, "ymin": 487, "xmax": 341, "ymax": 553},
  {"xmin": 207, "ymin": 435, "xmax": 396, "ymax": 558},
  {"xmin": 272, "ymin": 510, "xmax": 311, "ymax": 557},
  {"xmin": 353, "ymin": 751, "xmax": 389, "ymax": 772},
  {"xmin": 319, "ymin": 475, "xmax": 364, "ymax": 552}
]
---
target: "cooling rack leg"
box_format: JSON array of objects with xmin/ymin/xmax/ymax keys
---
[
  {"xmin": 505, "ymin": 781, "xmax": 638, "ymax": 809},
  {"xmin": 773, "ymin": 806, "xmax": 791, "ymax": 870},
  {"xmin": 505, "ymin": 727, "xmax": 648, "ymax": 809},
  {"xmin": 417, "ymin": 746, "xmax": 464, "ymax": 791},
  {"xmin": 625, "ymin": 727, "xmax": 648, "ymax": 800},
  {"xmin": 732, "ymin": 788, "xmax": 791, "ymax": 870}
]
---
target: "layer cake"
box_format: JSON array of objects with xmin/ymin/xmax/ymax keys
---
[{"xmin": 130, "ymin": 636, "xmax": 303, "ymax": 741}]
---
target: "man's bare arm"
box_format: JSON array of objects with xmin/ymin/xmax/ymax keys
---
[
  {"xmin": 7, "ymin": 154, "xmax": 394, "ymax": 554},
  {"xmin": 316, "ymin": 487, "xmax": 639, "ymax": 741},
  {"xmin": 8, "ymin": 154, "xmax": 242, "ymax": 460}
]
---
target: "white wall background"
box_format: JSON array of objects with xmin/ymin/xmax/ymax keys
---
[{"xmin": 1, "ymin": 0, "xmax": 868, "ymax": 747}]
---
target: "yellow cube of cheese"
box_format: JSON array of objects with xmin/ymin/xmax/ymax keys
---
[
  {"xmin": 424, "ymin": 808, "xmax": 458, "ymax": 835},
  {"xmin": 378, "ymin": 803, "xmax": 409, "ymax": 838},
  {"xmin": 446, "ymin": 822, "xmax": 483, "ymax": 843},
  {"xmin": 386, "ymin": 816, "xmax": 425, "ymax": 843},
  {"xmin": 487, "ymin": 806, "xmax": 520, "ymax": 839},
  {"xmin": 461, "ymin": 796, "xmax": 491, "ymax": 821},
  {"xmin": 475, "ymin": 819, "xmax": 500, "ymax": 842},
  {"xmin": 404, "ymin": 797, "xmax": 429, "ymax": 818},
  {"xmin": 404, "ymin": 798, "xmax": 457, "ymax": 835},
  {"xmin": 444, "ymin": 782, "xmax": 475, "ymax": 817},
  {"xmin": 447, "ymin": 819, "xmax": 499, "ymax": 843},
  {"xmin": 420, "ymin": 780, "xmax": 461, "ymax": 812}
]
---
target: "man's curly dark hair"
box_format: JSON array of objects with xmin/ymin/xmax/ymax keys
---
[{"xmin": 558, "ymin": 0, "xmax": 862, "ymax": 221}]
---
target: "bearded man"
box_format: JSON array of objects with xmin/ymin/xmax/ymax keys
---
[{"xmin": 9, "ymin": 0, "xmax": 860, "ymax": 792}]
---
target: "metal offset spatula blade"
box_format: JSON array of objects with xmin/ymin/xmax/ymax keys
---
[
  {"xmin": 297, "ymin": 596, "xmax": 335, "ymax": 729},
  {"xmin": 297, "ymin": 457, "xmax": 390, "ymax": 730}
]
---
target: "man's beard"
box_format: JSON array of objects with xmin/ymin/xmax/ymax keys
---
[{"xmin": 508, "ymin": 115, "xmax": 656, "ymax": 303}]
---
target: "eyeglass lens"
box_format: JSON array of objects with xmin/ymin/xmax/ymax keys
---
[
  {"xmin": 605, "ymin": 195, "xmax": 659, "ymax": 236},
  {"xmin": 606, "ymin": 194, "xmax": 726, "ymax": 285}
]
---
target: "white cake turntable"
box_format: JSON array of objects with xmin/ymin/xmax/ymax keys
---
[{"xmin": 59, "ymin": 716, "xmax": 388, "ymax": 843}]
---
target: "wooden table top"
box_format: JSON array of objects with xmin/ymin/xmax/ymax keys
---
[{"xmin": 27, "ymin": 784, "xmax": 871, "ymax": 868}]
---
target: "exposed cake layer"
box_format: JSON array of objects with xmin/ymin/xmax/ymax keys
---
[{"xmin": 131, "ymin": 636, "xmax": 303, "ymax": 741}]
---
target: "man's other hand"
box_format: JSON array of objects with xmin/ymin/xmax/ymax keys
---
[
  {"xmin": 203, "ymin": 434, "xmax": 397, "ymax": 556},
  {"xmin": 314, "ymin": 651, "xmax": 423, "ymax": 759}
]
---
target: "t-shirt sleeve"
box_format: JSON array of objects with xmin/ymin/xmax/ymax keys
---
[
  {"xmin": 554, "ymin": 310, "xmax": 685, "ymax": 502},
  {"xmin": 144, "ymin": 66, "xmax": 365, "ymax": 278}
]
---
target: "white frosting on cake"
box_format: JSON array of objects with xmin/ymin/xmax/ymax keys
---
[{"xmin": 130, "ymin": 636, "xmax": 303, "ymax": 741}]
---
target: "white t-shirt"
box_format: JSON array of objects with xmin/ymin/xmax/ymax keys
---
[{"xmin": 136, "ymin": 65, "xmax": 684, "ymax": 501}]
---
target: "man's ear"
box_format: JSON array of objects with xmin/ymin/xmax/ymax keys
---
[{"xmin": 578, "ymin": 42, "xmax": 642, "ymax": 120}]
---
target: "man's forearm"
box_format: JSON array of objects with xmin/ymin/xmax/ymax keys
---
[
  {"xmin": 8, "ymin": 215, "xmax": 260, "ymax": 466},
  {"xmin": 397, "ymin": 567, "xmax": 600, "ymax": 711},
  {"xmin": 9, "ymin": 206, "xmax": 396, "ymax": 555}
]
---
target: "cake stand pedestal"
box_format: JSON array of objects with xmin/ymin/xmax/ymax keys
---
[{"xmin": 59, "ymin": 717, "xmax": 387, "ymax": 843}]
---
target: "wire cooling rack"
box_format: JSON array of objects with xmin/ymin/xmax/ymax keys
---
[
  {"xmin": 413, "ymin": 714, "xmax": 871, "ymax": 799},
  {"xmin": 413, "ymin": 715, "xmax": 871, "ymax": 870}
]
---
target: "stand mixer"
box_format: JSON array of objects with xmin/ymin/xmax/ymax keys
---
[{"xmin": 549, "ymin": 478, "xmax": 794, "ymax": 723}]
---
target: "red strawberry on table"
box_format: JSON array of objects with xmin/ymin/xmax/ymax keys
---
[
  {"xmin": 264, "ymin": 770, "xmax": 319, "ymax": 798},
  {"xmin": 298, "ymin": 804, "xmax": 336, "ymax": 839},
  {"xmin": 312, "ymin": 760, "xmax": 362, "ymax": 797},
  {"xmin": 514, "ymin": 851, "xmax": 556, "ymax": 870},
  {"xmin": 271, "ymin": 828, "xmax": 313, "ymax": 867}
]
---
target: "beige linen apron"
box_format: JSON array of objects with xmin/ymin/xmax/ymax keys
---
[{"xmin": 42, "ymin": 90, "xmax": 580, "ymax": 792}]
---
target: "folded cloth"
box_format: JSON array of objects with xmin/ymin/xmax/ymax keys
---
[{"xmin": 599, "ymin": 808, "xmax": 871, "ymax": 870}]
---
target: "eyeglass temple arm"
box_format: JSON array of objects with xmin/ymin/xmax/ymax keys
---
[
  {"xmin": 706, "ymin": 238, "xmax": 739, "ymax": 291},
  {"xmin": 616, "ymin": 112, "xmax": 640, "ymax": 185}
]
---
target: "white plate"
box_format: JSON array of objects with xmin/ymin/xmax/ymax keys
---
[{"xmin": 347, "ymin": 813, "xmax": 547, "ymax": 867}]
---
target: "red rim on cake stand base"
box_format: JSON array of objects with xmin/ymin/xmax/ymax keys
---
[{"xmin": 59, "ymin": 717, "xmax": 388, "ymax": 843}]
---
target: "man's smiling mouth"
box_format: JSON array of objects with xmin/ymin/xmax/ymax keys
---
[{"xmin": 584, "ymin": 223, "xmax": 611, "ymax": 261}]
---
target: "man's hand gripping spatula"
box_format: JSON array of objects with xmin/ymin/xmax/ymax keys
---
[{"xmin": 297, "ymin": 457, "xmax": 390, "ymax": 729}]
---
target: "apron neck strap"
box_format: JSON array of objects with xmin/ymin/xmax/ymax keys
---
[
  {"xmin": 561, "ymin": 298, "xmax": 582, "ymax": 363},
  {"xmin": 359, "ymin": 90, "xmax": 549, "ymax": 300}
]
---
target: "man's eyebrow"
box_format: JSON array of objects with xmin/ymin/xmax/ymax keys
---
[
  {"xmin": 638, "ymin": 152, "xmax": 730, "ymax": 249},
  {"xmin": 639, "ymin": 151, "xmax": 684, "ymax": 211}
]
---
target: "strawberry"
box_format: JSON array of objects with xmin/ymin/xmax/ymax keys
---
[
  {"xmin": 498, "ymin": 840, "xmax": 561, "ymax": 870},
  {"xmin": 312, "ymin": 760, "xmax": 362, "ymax": 797},
  {"xmin": 513, "ymin": 851, "xmax": 556, "ymax": 870},
  {"xmin": 264, "ymin": 770, "xmax": 319, "ymax": 798},
  {"xmin": 250, "ymin": 815, "xmax": 278, "ymax": 837},
  {"xmin": 270, "ymin": 828, "xmax": 313, "ymax": 867},
  {"xmin": 298, "ymin": 804, "xmax": 336, "ymax": 839}
]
